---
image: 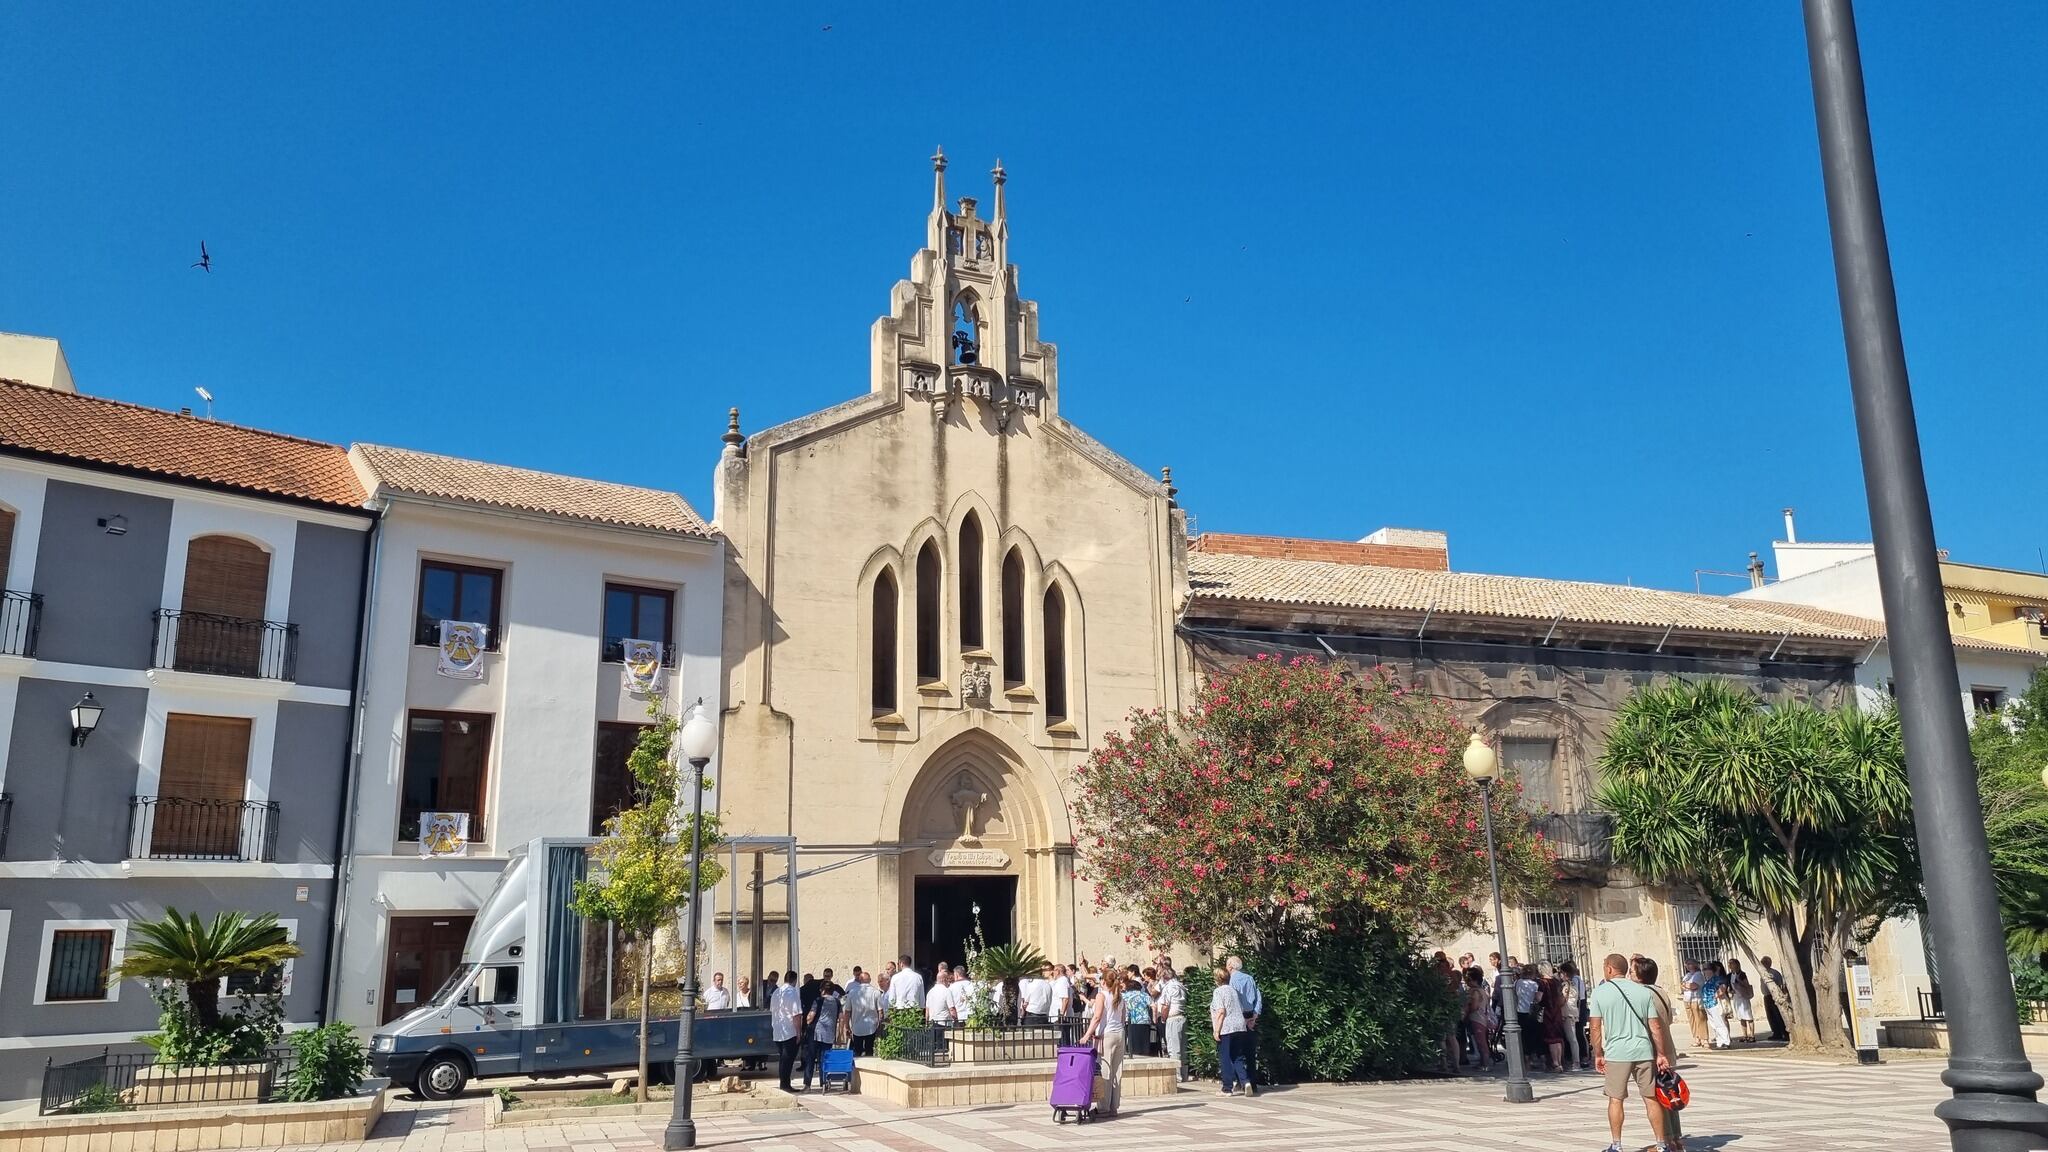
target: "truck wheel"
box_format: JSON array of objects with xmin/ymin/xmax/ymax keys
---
[
  {"xmin": 650, "ymin": 1061, "xmax": 676, "ymax": 1086},
  {"xmin": 415, "ymin": 1054, "xmax": 469, "ymax": 1100}
]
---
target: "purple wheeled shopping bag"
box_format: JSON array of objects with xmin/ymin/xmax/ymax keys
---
[{"xmin": 1050, "ymin": 1044, "xmax": 1098, "ymax": 1122}]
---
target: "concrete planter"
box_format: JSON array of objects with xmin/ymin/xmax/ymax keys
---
[
  {"xmin": 0, "ymin": 1085, "xmax": 386, "ymax": 1152},
  {"xmin": 125, "ymin": 1062, "xmax": 269, "ymax": 1107}
]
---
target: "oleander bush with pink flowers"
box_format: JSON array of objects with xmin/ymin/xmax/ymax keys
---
[{"xmin": 1075, "ymin": 654, "xmax": 1554, "ymax": 950}]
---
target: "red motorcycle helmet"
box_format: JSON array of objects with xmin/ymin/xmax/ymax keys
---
[{"xmin": 1654, "ymin": 1068, "xmax": 1690, "ymax": 1112}]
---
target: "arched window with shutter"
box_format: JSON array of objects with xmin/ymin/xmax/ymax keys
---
[
  {"xmin": 915, "ymin": 541, "xmax": 942, "ymax": 683},
  {"xmin": 1001, "ymin": 548, "xmax": 1026, "ymax": 687},
  {"xmin": 1043, "ymin": 583, "xmax": 1068, "ymax": 722},
  {"xmin": 175, "ymin": 535, "xmax": 272, "ymax": 676},
  {"xmin": 958, "ymin": 513, "xmax": 984, "ymax": 651},
  {"xmin": 871, "ymin": 570, "xmax": 898, "ymax": 715}
]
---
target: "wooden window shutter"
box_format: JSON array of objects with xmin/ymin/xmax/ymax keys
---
[
  {"xmin": 0, "ymin": 507, "xmax": 15, "ymax": 588},
  {"xmin": 159, "ymin": 714, "xmax": 253, "ymax": 800},
  {"xmin": 182, "ymin": 536, "xmax": 270, "ymax": 620}
]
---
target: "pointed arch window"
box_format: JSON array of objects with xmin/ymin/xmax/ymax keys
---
[
  {"xmin": 959, "ymin": 514, "xmax": 984, "ymax": 651},
  {"xmin": 871, "ymin": 570, "xmax": 898, "ymax": 715},
  {"xmin": 915, "ymin": 541, "xmax": 942, "ymax": 683},
  {"xmin": 1001, "ymin": 549, "xmax": 1026, "ymax": 687},
  {"xmin": 1043, "ymin": 584, "xmax": 1068, "ymax": 722},
  {"xmin": 950, "ymin": 296, "xmax": 980, "ymax": 365}
]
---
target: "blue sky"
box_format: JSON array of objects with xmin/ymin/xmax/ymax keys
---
[{"xmin": 4, "ymin": 3, "xmax": 2044, "ymax": 590}]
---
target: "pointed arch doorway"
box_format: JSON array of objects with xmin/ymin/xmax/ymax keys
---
[{"xmin": 890, "ymin": 725, "xmax": 1064, "ymax": 970}]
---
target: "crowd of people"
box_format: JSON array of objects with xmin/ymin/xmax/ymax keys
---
[
  {"xmin": 694, "ymin": 952, "xmax": 1267, "ymax": 1112},
  {"xmin": 1436, "ymin": 947, "xmax": 1792, "ymax": 1077}
]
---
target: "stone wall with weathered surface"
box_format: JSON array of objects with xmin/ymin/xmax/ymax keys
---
[{"xmin": 1183, "ymin": 626, "xmax": 1860, "ymax": 981}]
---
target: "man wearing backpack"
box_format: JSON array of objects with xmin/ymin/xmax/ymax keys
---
[{"xmin": 1588, "ymin": 953, "xmax": 1675, "ymax": 1152}]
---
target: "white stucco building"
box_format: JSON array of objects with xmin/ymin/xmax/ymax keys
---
[{"xmin": 326, "ymin": 445, "xmax": 722, "ymax": 1030}]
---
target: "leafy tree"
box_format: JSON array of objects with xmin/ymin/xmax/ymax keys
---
[
  {"xmin": 1180, "ymin": 920, "xmax": 1459, "ymax": 1083},
  {"xmin": 572, "ymin": 695, "xmax": 725, "ymax": 1101},
  {"xmin": 112, "ymin": 910, "xmax": 301, "ymax": 1033},
  {"xmin": 1595, "ymin": 679, "xmax": 1917, "ymax": 1052},
  {"xmin": 1969, "ymin": 668, "xmax": 2048, "ymax": 960},
  {"xmin": 1073, "ymin": 654, "xmax": 1553, "ymax": 951}
]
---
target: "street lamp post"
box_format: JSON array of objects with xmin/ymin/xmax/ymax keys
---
[
  {"xmin": 1464, "ymin": 732, "xmax": 1534, "ymax": 1105},
  {"xmin": 663, "ymin": 701, "xmax": 720, "ymax": 1152},
  {"xmin": 1801, "ymin": 2, "xmax": 2048, "ymax": 1146}
]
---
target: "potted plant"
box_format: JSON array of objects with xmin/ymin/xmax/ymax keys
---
[{"xmin": 111, "ymin": 910, "xmax": 302, "ymax": 1104}]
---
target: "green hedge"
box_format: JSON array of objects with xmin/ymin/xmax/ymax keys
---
[{"xmin": 1179, "ymin": 919, "xmax": 1457, "ymax": 1083}]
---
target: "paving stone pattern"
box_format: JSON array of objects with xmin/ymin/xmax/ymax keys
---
[{"xmin": 304, "ymin": 1054, "xmax": 1950, "ymax": 1152}]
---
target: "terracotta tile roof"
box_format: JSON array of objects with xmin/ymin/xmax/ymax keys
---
[
  {"xmin": 1186, "ymin": 552, "xmax": 1871, "ymax": 643},
  {"xmin": 1729, "ymin": 598, "xmax": 2045, "ymax": 658},
  {"xmin": 354, "ymin": 443, "xmax": 712, "ymax": 538},
  {"xmin": 0, "ymin": 378, "xmax": 366, "ymax": 508}
]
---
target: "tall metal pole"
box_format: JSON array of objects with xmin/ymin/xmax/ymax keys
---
[
  {"xmin": 1801, "ymin": 2, "xmax": 2048, "ymax": 1146},
  {"xmin": 1479, "ymin": 779, "xmax": 1534, "ymax": 1104},
  {"xmin": 662, "ymin": 754, "xmax": 710, "ymax": 1151}
]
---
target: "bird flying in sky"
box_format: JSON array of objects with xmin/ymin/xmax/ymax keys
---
[{"xmin": 192, "ymin": 241, "xmax": 210, "ymax": 272}]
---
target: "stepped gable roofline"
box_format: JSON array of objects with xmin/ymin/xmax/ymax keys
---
[
  {"xmin": 352, "ymin": 442, "xmax": 712, "ymax": 538},
  {"xmin": 1186, "ymin": 551, "xmax": 1877, "ymax": 652},
  {"xmin": 0, "ymin": 377, "xmax": 367, "ymax": 510}
]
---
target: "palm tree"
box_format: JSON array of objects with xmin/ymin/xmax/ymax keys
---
[
  {"xmin": 1595, "ymin": 680, "xmax": 1917, "ymax": 1052},
  {"xmin": 968, "ymin": 942, "xmax": 1049, "ymax": 1024},
  {"xmin": 112, "ymin": 910, "xmax": 302, "ymax": 1029}
]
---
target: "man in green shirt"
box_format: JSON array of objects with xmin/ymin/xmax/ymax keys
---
[{"xmin": 1588, "ymin": 953, "xmax": 1674, "ymax": 1152}]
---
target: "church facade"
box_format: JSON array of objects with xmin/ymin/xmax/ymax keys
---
[{"xmin": 711, "ymin": 153, "xmax": 1188, "ymax": 972}]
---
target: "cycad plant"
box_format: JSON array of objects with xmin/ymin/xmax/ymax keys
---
[
  {"xmin": 112, "ymin": 909, "xmax": 301, "ymax": 1030},
  {"xmin": 966, "ymin": 941, "xmax": 1049, "ymax": 1026}
]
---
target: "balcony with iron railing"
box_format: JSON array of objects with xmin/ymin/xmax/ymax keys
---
[
  {"xmin": 1535, "ymin": 811, "xmax": 1616, "ymax": 875},
  {"xmin": 150, "ymin": 610, "xmax": 297, "ymax": 682},
  {"xmin": 128, "ymin": 797, "xmax": 279, "ymax": 862},
  {"xmin": 0, "ymin": 590, "xmax": 42, "ymax": 659}
]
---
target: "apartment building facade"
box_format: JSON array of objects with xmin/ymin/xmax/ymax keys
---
[
  {"xmin": 327, "ymin": 445, "xmax": 722, "ymax": 1031},
  {"xmin": 0, "ymin": 379, "xmax": 370, "ymax": 1102}
]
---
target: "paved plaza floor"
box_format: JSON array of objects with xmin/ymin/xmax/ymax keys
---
[{"xmin": 314, "ymin": 1053, "xmax": 1950, "ymax": 1152}]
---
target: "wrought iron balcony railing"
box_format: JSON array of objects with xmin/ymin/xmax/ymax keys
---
[
  {"xmin": 150, "ymin": 610, "xmax": 297, "ymax": 681},
  {"xmin": 128, "ymin": 797, "xmax": 279, "ymax": 862},
  {"xmin": 1535, "ymin": 812, "xmax": 1616, "ymax": 865},
  {"xmin": 0, "ymin": 590, "xmax": 42, "ymax": 658}
]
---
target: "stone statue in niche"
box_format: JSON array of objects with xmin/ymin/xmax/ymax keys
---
[
  {"xmin": 949, "ymin": 773, "xmax": 988, "ymax": 844},
  {"xmin": 973, "ymin": 232, "xmax": 990, "ymax": 260}
]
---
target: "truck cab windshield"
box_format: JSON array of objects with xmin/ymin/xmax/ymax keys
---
[{"xmin": 427, "ymin": 963, "xmax": 478, "ymax": 1009}]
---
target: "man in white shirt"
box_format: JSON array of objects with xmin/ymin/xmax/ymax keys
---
[
  {"xmin": 949, "ymin": 969, "xmax": 979, "ymax": 1024},
  {"xmin": 770, "ymin": 973, "xmax": 803, "ymax": 1092},
  {"xmin": 845, "ymin": 968, "xmax": 883, "ymax": 1057},
  {"xmin": 886, "ymin": 955, "xmax": 925, "ymax": 1011},
  {"xmin": 1049, "ymin": 965, "xmax": 1073, "ymax": 1021},
  {"xmin": 704, "ymin": 972, "xmax": 731, "ymax": 1012},
  {"xmin": 1022, "ymin": 964, "xmax": 1055, "ymax": 1024}
]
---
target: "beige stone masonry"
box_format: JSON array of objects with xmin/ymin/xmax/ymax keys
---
[{"xmin": 0, "ymin": 1090, "xmax": 383, "ymax": 1152}]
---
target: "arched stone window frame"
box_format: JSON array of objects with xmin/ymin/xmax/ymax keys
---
[
  {"xmin": 856, "ymin": 547, "xmax": 907, "ymax": 729},
  {"xmin": 994, "ymin": 528, "xmax": 1046, "ymax": 705},
  {"xmin": 1037, "ymin": 563, "xmax": 1087, "ymax": 740}
]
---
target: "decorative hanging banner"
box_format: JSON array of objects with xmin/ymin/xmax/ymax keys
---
[
  {"xmin": 418, "ymin": 811, "xmax": 470, "ymax": 857},
  {"xmin": 437, "ymin": 620, "xmax": 489, "ymax": 679},
  {"xmin": 621, "ymin": 638, "xmax": 664, "ymax": 694}
]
